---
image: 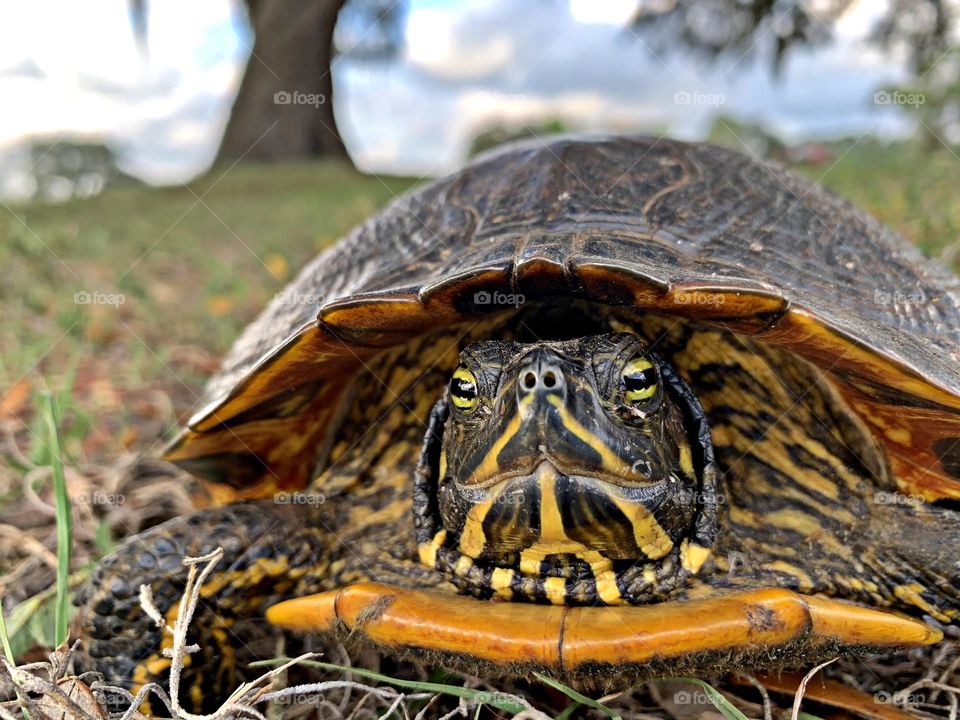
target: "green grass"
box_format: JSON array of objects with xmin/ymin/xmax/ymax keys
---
[
  {"xmin": 0, "ymin": 161, "xmax": 417, "ymax": 469},
  {"xmin": 794, "ymin": 138, "xmax": 960, "ymax": 261},
  {"xmin": 253, "ymin": 659, "xmax": 753, "ymax": 720},
  {"xmin": 40, "ymin": 393, "xmax": 71, "ymax": 646},
  {"xmin": 0, "ymin": 161, "xmax": 415, "ymax": 387}
]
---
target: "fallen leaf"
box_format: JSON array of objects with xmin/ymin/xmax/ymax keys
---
[
  {"xmin": 206, "ymin": 295, "xmax": 235, "ymax": 316},
  {"xmin": 0, "ymin": 376, "xmax": 31, "ymax": 421},
  {"xmin": 265, "ymin": 252, "xmax": 289, "ymax": 281}
]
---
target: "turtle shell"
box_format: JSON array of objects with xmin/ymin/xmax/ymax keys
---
[{"xmin": 164, "ymin": 135, "xmax": 960, "ymax": 503}]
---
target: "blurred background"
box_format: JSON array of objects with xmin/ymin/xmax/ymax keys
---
[
  {"xmin": 1, "ymin": 0, "xmax": 958, "ymax": 196},
  {"xmin": 1, "ymin": 0, "xmax": 959, "ymax": 651}
]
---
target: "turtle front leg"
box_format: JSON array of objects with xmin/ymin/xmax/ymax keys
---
[{"xmin": 76, "ymin": 500, "xmax": 328, "ymax": 712}]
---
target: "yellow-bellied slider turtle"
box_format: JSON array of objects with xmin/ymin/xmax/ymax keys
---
[{"xmin": 78, "ymin": 135, "xmax": 960, "ymax": 710}]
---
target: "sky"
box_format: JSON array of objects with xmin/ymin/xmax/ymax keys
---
[{"xmin": 0, "ymin": 0, "xmax": 925, "ymax": 197}]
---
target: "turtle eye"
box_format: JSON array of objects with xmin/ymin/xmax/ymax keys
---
[
  {"xmin": 449, "ymin": 366, "xmax": 479, "ymax": 414},
  {"xmin": 622, "ymin": 357, "xmax": 659, "ymax": 405}
]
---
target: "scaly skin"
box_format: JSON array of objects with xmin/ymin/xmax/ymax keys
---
[{"xmin": 75, "ymin": 502, "xmax": 325, "ymax": 708}]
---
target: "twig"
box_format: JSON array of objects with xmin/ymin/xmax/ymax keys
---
[{"xmin": 740, "ymin": 674, "xmax": 772, "ymax": 720}]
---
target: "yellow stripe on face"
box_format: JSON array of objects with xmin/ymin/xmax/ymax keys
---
[
  {"xmin": 547, "ymin": 396, "xmax": 631, "ymax": 477},
  {"xmin": 469, "ymin": 396, "xmax": 529, "ymax": 484}
]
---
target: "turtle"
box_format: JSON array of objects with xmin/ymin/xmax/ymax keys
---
[{"xmin": 77, "ymin": 135, "xmax": 960, "ymax": 712}]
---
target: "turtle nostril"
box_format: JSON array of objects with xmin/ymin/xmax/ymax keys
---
[
  {"xmin": 523, "ymin": 371, "xmax": 537, "ymax": 389},
  {"xmin": 542, "ymin": 371, "xmax": 557, "ymax": 388}
]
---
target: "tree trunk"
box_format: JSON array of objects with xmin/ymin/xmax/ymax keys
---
[{"xmin": 217, "ymin": 0, "xmax": 350, "ymax": 163}]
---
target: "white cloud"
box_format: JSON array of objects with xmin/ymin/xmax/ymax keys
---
[
  {"xmin": 568, "ymin": 0, "xmax": 637, "ymax": 25},
  {"xmin": 0, "ymin": 0, "xmax": 241, "ymax": 190},
  {"xmin": 340, "ymin": 0, "xmax": 915, "ymax": 175},
  {"xmin": 405, "ymin": 5, "xmax": 515, "ymax": 79}
]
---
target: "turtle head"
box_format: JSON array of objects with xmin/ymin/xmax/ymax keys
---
[{"xmin": 414, "ymin": 332, "xmax": 719, "ymax": 605}]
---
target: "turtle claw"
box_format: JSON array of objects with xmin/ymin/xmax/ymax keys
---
[{"xmin": 265, "ymin": 583, "xmax": 941, "ymax": 676}]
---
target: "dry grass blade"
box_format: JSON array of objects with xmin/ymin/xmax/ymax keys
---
[{"xmin": 791, "ymin": 658, "xmax": 838, "ymax": 720}]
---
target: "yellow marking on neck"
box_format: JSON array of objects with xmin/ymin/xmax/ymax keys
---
[
  {"xmin": 418, "ymin": 529, "xmax": 447, "ymax": 567},
  {"xmin": 680, "ymin": 538, "xmax": 712, "ymax": 574},
  {"xmin": 763, "ymin": 508, "xmax": 850, "ymax": 556},
  {"xmin": 595, "ymin": 570, "xmax": 623, "ymax": 604},
  {"xmin": 454, "ymin": 555, "xmax": 475, "ymax": 576},
  {"xmin": 765, "ymin": 560, "xmax": 815, "ymax": 591},
  {"xmin": 543, "ymin": 576, "xmax": 568, "ymax": 604},
  {"xmin": 608, "ymin": 495, "xmax": 674, "ymax": 559},
  {"xmin": 490, "ymin": 567, "xmax": 515, "ymax": 599},
  {"xmin": 524, "ymin": 465, "xmax": 608, "ymax": 559},
  {"xmin": 894, "ymin": 583, "xmax": 945, "ymax": 620},
  {"xmin": 537, "ymin": 468, "xmax": 568, "ymax": 543},
  {"xmin": 439, "ymin": 450, "xmax": 447, "ymax": 482},
  {"xmin": 458, "ymin": 497, "xmax": 495, "ymax": 557},
  {"xmin": 518, "ymin": 541, "xmax": 612, "ymax": 577}
]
